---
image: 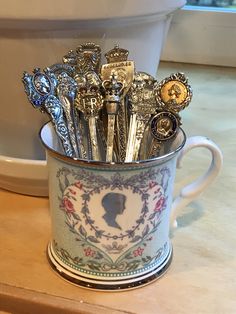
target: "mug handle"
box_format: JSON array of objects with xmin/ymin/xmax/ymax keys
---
[{"xmin": 171, "ymin": 136, "xmax": 223, "ymax": 228}]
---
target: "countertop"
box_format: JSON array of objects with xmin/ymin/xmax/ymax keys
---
[{"xmin": 0, "ymin": 62, "xmax": 236, "ymax": 314}]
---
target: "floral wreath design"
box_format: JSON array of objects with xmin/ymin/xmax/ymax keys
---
[{"xmin": 55, "ymin": 166, "xmax": 171, "ymax": 273}]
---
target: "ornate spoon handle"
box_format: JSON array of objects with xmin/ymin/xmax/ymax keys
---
[
  {"xmin": 132, "ymin": 119, "xmax": 147, "ymax": 161},
  {"xmin": 148, "ymin": 139, "xmax": 163, "ymax": 159},
  {"xmin": 116, "ymin": 99, "xmax": 128, "ymax": 162},
  {"xmin": 75, "ymin": 84, "xmax": 103, "ymax": 161},
  {"xmin": 125, "ymin": 72, "xmax": 157, "ymax": 162},
  {"xmin": 106, "ymin": 115, "xmax": 116, "ymax": 162},
  {"xmin": 22, "ymin": 68, "xmax": 74, "ymax": 157},
  {"xmin": 45, "ymin": 95, "xmax": 74, "ymax": 157},
  {"xmin": 102, "ymin": 73, "xmax": 123, "ymax": 162},
  {"xmin": 96, "ymin": 118, "xmax": 107, "ymax": 161},
  {"xmin": 57, "ymin": 91, "xmax": 79, "ymax": 157},
  {"xmin": 72, "ymin": 112, "xmax": 87, "ymax": 159},
  {"xmin": 125, "ymin": 113, "xmax": 137, "ymax": 162},
  {"xmin": 148, "ymin": 111, "xmax": 180, "ymax": 159},
  {"xmin": 101, "ymin": 45, "xmax": 134, "ymax": 162},
  {"xmin": 57, "ymin": 72, "xmax": 88, "ymax": 159},
  {"xmin": 88, "ymin": 117, "xmax": 100, "ymax": 161}
]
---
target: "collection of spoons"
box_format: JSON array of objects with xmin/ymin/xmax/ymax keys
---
[{"xmin": 22, "ymin": 42, "xmax": 192, "ymax": 162}]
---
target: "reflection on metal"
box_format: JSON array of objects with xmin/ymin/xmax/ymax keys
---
[{"xmin": 22, "ymin": 43, "xmax": 192, "ymax": 162}]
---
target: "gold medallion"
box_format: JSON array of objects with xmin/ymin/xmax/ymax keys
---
[
  {"xmin": 155, "ymin": 72, "xmax": 192, "ymax": 113},
  {"xmin": 160, "ymin": 80, "xmax": 187, "ymax": 106}
]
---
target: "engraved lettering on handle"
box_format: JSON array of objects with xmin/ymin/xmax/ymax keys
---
[{"xmin": 75, "ymin": 85, "xmax": 103, "ymax": 161}]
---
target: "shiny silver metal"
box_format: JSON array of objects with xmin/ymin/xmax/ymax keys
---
[
  {"xmin": 62, "ymin": 43, "xmax": 101, "ymax": 75},
  {"xmin": 62, "ymin": 42, "xmax": 101, "ymax": 74},
  {"xmin": 22, "ymin": 68, "xmax": 74, "ymax": 157},
  {"xmin": 102, "ymin": 73, "xmax": 124, "ymax": 162},
  {"xmin": 40, "ymin": 121, "xmax": 186, "ymax": 168},
  {"xmin": 22, "ymin": 43, "xmax": 193, "ymax": 165},
  {"xmin": 49, "ymin": 63, "xmax": 75, "ymax": 78},
  {"xmin": 57, "ymin": 72, "xmax": 86, "ymax": 159},
  {"xmin": 44, "ymin": 95, "xmax": 75, "ymax": 157},
  {"xmin": 148, "ymin": 111, "xmax": 180, "ymax": 159},
  {"xmin": 101, "ymin": 45, "xmax": 134, "ymax": 162},
  {"xmin": 75, "ymin": 85, "xmax": 103, "ymax": 161},
  {"xmin": 125, "ymin": 72, "xmax": 157, "ymax": 162}
]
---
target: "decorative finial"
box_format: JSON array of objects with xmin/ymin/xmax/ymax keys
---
[{"xmin": 105, "ymin": 45, "xmax": 129, "ymax": 63}]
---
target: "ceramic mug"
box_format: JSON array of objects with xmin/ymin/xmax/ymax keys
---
[{"xmin": 40, "ymin": 122, "xmax": 222, "ymax": 291}]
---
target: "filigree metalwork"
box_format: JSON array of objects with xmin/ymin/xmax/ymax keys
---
[
  {"xmin": 22, "ymin": 42, "xmax": 193, "ymax": 163},
  {"xmin": 22, "ymin": 68, "xmax": 74, "ymax": 156},
  {"xmin": 75, "ymin": 84, "xmax": 103, "ymax": 160},
  {"xmin": 102, "ymin": 73, "xmax": 124, "ymax": 162},
  {"xmin": 101, "ymin": 45, "xmax": 135, "ymax": 162},
  {"xmin": 125, "ymin": 72, "xmax": 157, "ymax": 162},
  {"xmin": 57, "ymin": 72, "xmax": 86, "ymax": 158},
  {"xmin": 63, "ymin": 42, "xmax": 101, "ymax": 74},
  {"xmin": 44, "ymin": 95, "xmax": 74, "ymax": 156}
]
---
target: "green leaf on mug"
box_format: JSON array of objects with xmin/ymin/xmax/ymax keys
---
[
  {"xmin": 130, "ymin": 235, "xmax": 142, "ymax": 243},
  {"xmin": 87, "ymin": 235, "xmax": 100, "ymax": 243},
  {"xmin": 79, "ymin": 225, "xmax": 87, "ymax": 238}
]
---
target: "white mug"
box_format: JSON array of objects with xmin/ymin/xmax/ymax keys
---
[{"xmin": 40, "ymin": 122, "xmax": 222, "ymax": 291}]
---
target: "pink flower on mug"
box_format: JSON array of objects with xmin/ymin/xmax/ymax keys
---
[
  {"xmin": 74, "ymin": 181, "xmax": 83, "ymax": 190},
  {"xmin": 154, "ymin": 196, "xmax": 165, "ymax": 213},
  {"xmin": 84, "ymin": 247, "xmax": 95, "ymax": 257},
  {"xmin": 133, "ymin": 247, "xmax": 144, "ymax": 257},
  {"xmin": 63, "ymin": 197, "xmax": 75, "ymax": 214}
]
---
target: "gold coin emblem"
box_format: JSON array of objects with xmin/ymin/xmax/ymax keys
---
[
  {"xmin": 160, "ymin": 80, "xmax": 187, "ymax": 106},
  {"xmin": 156, "ymin": 117, "xmax": 173, "ymax": 137},
  {"xmin": 151, "ymin": 112, "xmax": 178, "ymax": 141}
]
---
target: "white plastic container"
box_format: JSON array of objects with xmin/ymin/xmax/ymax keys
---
[{"xmin": 0, "ymin": 0, "xmax": 186, "ymax": 196}]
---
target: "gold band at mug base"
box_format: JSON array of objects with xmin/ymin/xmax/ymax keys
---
[{"xmin": 47, "ymin": 242, "xmax": 173, "ymax": 291}]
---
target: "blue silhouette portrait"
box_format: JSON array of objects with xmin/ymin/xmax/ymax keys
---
[{"xmin": 101, "ymin": 192, "xmax": 127, "ymax": 230}]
